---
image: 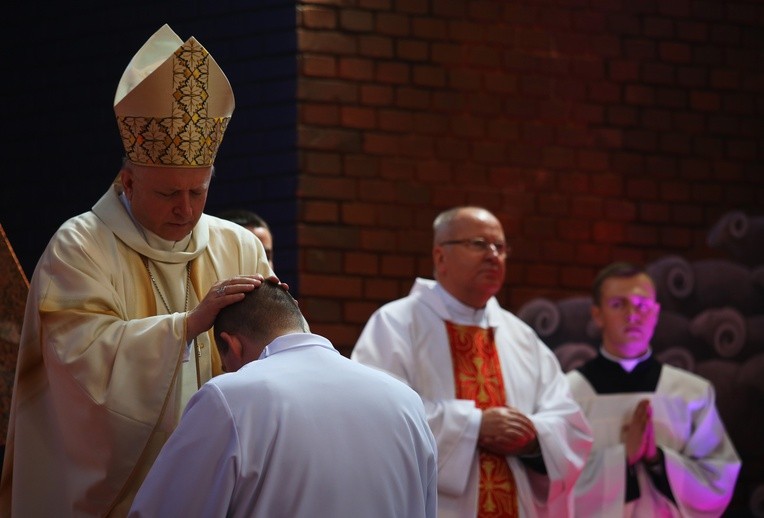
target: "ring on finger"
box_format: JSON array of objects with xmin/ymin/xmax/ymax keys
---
[{"xmin": 215, "ymin": 284, "xmax": 226, "ymax": 297}]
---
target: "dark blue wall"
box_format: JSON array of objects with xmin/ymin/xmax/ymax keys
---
[{"xmin": 1, "ymin": 1, "xmax": 299, "ymax": 293}]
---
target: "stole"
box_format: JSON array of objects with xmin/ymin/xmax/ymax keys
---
[{"xmin": 445, "ymin": 321, "xmax": 518, "ymax": 518}]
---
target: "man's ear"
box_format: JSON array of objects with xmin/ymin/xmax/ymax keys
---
[
  {"xmin": 220, "ymin": 331, "xmax": 244, "ymax": 362},
  {"xmin": 591, "ymin": 305, "xmax": 603, "ymax": 329},
  {"xmin": 120, "ymin": 168, "xmax": 134, "ymax": 199}
]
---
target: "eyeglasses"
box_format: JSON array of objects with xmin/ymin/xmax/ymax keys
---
[
  {"xmin": 439, "ymin": 238, "xmax": 509, "ymax": 257},
  {"xmin": 603, "ymin": 297, "xmax": 657, "ymax": 314}
]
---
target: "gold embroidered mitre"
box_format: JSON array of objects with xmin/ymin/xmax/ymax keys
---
[{"xmin": 113, "ymin": 24, "xmax": 235, "ymax": 167}]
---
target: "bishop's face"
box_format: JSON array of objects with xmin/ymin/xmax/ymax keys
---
[
  {"xmin": 592, "ymin": 273, "xmax": 660, "ymax": 359},
  {"xmin": 121, "ymin": 164, "xmax": 212, "ymax": 242}
]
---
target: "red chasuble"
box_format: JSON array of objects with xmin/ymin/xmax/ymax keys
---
[{"xmin": 446, "ymin": 321, "xmax": 518, "ymax": 517}]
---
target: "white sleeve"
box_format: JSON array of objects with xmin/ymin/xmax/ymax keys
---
[
  {"xmin": 352, "ymin": 305, "xmax": 481, "ymax": 496},
  {"xmin": 128, "ymin": 384, "xmax": 240, "ymax": 517}
]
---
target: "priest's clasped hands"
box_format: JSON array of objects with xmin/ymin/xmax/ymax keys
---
[
  {"xmin": 478, "ymin": 406, "xmax": 540, "ymax": 456},
  {"xmin": 623, "ymin": 399, "xmax": 659, "ymax": 466}
]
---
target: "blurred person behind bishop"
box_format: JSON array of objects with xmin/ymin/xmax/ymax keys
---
[
  {"xmin": 352, "ymin": 206, "xmax": 592, "ymax": 517},
  {"xmin": 0, "ymin": 24, "xmax": 274, "ymax": 517},
  {"xmin": 218, "ymin": 209, "xmax": 274, "ymax": 269},
  {"xmin": 566, "ymin": 262, "xmax": 740, "ymax": 517},
  {"xmin": 129, "ymin": 280, "xmax": 437, "ymax": 517}
]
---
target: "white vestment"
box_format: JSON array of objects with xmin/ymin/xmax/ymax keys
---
[
  {"xmin": 352, "ymin": 278, "xmax": 593, "ymax": 518},
  {"xmin": 1, "ymin": 182, "xmax": 272, "ymax": 517},
  {"xmin": 129, "ymin": 333, "xmax": 438, "ymax": 518},
  {"xmin": 567, "ymin": 355, "xmax": 741, "ymax": 517}
]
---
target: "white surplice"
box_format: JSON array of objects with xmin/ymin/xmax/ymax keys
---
[
  {"xmin": 1, "ymin": 182, "xmax": 272, "ymax": 517},
  {"xmin": 129, "ymin": 333, "xmax": 438, "ymax": 518},
  {"xmin": 352, "ymin": 278, "xmax": 593, "ymax": 518},
  {"xmin": 567, "ymin": 357, "xmax": 741, "ymax": 517}
]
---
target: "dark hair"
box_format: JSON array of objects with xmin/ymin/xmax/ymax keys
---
[
  {"xmin": 217, "ymin": 209, "xmax": 269, "ymax": 230},
  {"xmin": 591, "ymin": 262, "xmax": 651, "ymax": 305},
  {"xmin": 213, "ymin": 280, "xmax": 304, "ymax": 354}
]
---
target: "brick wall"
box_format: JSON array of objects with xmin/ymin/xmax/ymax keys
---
[{"xmin": 296, "ymin": 0, "xmax": 764, "ymax": 357}]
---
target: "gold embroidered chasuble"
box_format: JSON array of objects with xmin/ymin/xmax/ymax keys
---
[{"xmin": 445, "ymin": 321, "xmax": 519, "ymax": 518}]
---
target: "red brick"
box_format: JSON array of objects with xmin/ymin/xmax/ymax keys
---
[
  {"xmin": 627, "ymin": 179, "xmax": 659, "ymax": 199},
  {"xmin": 593, "ymin": 221, "xmax": 626, "ymax": 243},
  {"xmin": 303, "ymin": 201, "xmax": 339, "ymax": 223},
  {"xmin": 363, "ymin": 278, "xmax": 402, "ymax": 301},
  {"xmin": 299, "ymin": 79, "xmax": 358, "ymax": 103},
  {"xmin": 677, "ymin": 66, "xmax": 707, "ymax": 88},
  {"xmin": 340, "ymin": 9, "xmax": 374, "ymax": 32},
  {"xmin": 380, "ymin": 159, "xmax": 417, "ymax": 180},
  {"xmin": 624, "ymin": 85, "xmax": 655, "ymax": 105},
  {"xmin": 558, "ymin": 219, "xmax": 591, "ymax": 241},
  {"xmin": 303, "ymin": 248, "xmax": 342, "ymax": 273},
  {"xmin": 644, "ymin": 16, "xmax": 674, "ymax": 38},
  {"xmin": 397, "ymin": 87, "xmax": 431, "ymax": 110},
  {"xmin": 360, "ymin": 84, "xmax": 394, "ymax": 106},
  {"xmin": 526, "ymin": 264, "xmax": 560, "ymax": 287},
  {"xmin": 381, "ymin": 255, "xmax": 416, "ymax": 276},
  {"xmin": 434, "ymin": 138, "xmax": 470, "ymax": 160},
  {"xmin": 300, "ymin": 176, "xmax": 357, "ymax": 200},
  {"xmin": 621, "ymin": 226, "xmax": 656, "ymax": 251},
  {"xmin": 416, "ymin": 112, "xmax": 451, "ymax": 135},
  {"xmin": 576, "ymin": 243, "xmax": 613, "ymax": 266},
  {"xmin": 523, "ymin": 218, "xmax": 557, "ymax": 239},
  {"xmin": 378, "ymin": 109, "xmax": 414, "ymax": 132},
  {"xmin": 304, "ymin": 151, "xmax": 342, "ymax": 176},
  {"xmin": 302, "ymin": 54, "xmax": 337, "ymax": 78},
  {"xmin": 342, "ymin": 203, "xmax": 377, "ymax": 225},
  {"xmin": 301, "ymin": 274, "xmax": 362, "ymax": 297},
  {"xmin": 298, "ymin": 30, "xmax": 357, "ymax": 54},
  {"xmin": 660, "ymin": 226, "xmax": 693, "ymax": 247},
  {"xmin": 590, "ymin": 173, "xmax": 623, "ymax": 197},
  {"xmin": 344, "ymin": 154, "xmax": 380, "ymax": 177},
  {"xmin": 377, "ymin": 61, "xmax": 410, "ymax": 84},
  {"xmin": 542, "ymin": 147, "xmax": 577, "ymax": 169},
  {"xmin": 377, "ymin": 13, "xmax": 410, "ymax": 37},
  {"xmin": 559, "ymin": 172, "xmax": 589, "ymax": 193},
  {"xmin": 360, "ymin": 228, "xmax": 397, "ymax": 252},
  {"xmin": 345, "ymin": 251, "xmax": 379, "ymax": 275},
  {"xmin": 676, "ymin": 20, "xmax": 708, "ymax": 42},
  {"xmin": 605, "ymin": 199, "xmax": 637, "ymax": 221},
  {"xmin": 413, "ymin": 65, "xmax": 447, "ymax": 88},
  {"xmin": 412, "ymin": 18, "xmax": 448, "ymax": 39},
  {"xmin": 364, "ymin": 132, "xmax": 399, "ymax": 155},
  {"xmin": 301, "ymin": 225, "xmax": 360, "ymax": 248},
  {"xmin": 359, "ymin": 0, "xmax": 391, "ymax": 9},
  {"xmin": 358, "ymin": 179, "xmax": 397, "ymax": 202},
  {"xmin": 659, "ymin": 181, "xmax": 691, "ymax": 202},
  {"xmin": 639, "ymin": 202, "xmax": 670, "ymax": 223},
  {"xmin": 399, "ymin": 135, "xmax": 436, "ymax": 159},
  {"xmin": 300, "ymin": 6, "xmax": 337, "ymax": 30},
  {"xmin": 670, "ymin": 204, "xmax": 703, "ymax": 225},
  {"xmin": 359, "ymin": 35, "xmax": 394, "ymax": 58},
  {"xmin": 449, "ymin": 69, "xmax": 482, "ymax": 91},
  {"xmin": 397, "ymin": 39, "xmax": 428, "ymax": 61},
  {"xmin": 609, "ymin": 60, "xmax": 640, "ymax": 82},
  {"xmin": 299, "ymin": 127, "xmax": 362, "ymax": 153},
  {"xmin": 560, "ymin": 266, "xmax": 594, "ymax": 289},
  {"xmin": 642, "ymin": 109, "xmax": 672, "ymax": 131},
  {"xmin": 344, "ymin": 301, "xmax": 381, "ymax": 324},
  {"xmin": 679, "ymin": 158, "xmax": 712, "ymax": 180},
  {"xmin": 301, "ymin": 103, "xmax": 339, "ymax": 125},
  {"xmin": 690, "ymin": 90, "xmax": 721, "ymax": 111},
  {"xmin": 338, "ymin": 57, "xmax": 374, "ymax": 81},
  {"xmin": 577, "ymin": 150, "xmax": 609, "ymax": 172},
  {"xmin": 340, "ymin": 106, "xmax": 377, "ymax": 129},
  {"xmin": 300, "ymin": 297, "xmax": 342, "ymax": 322}
]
